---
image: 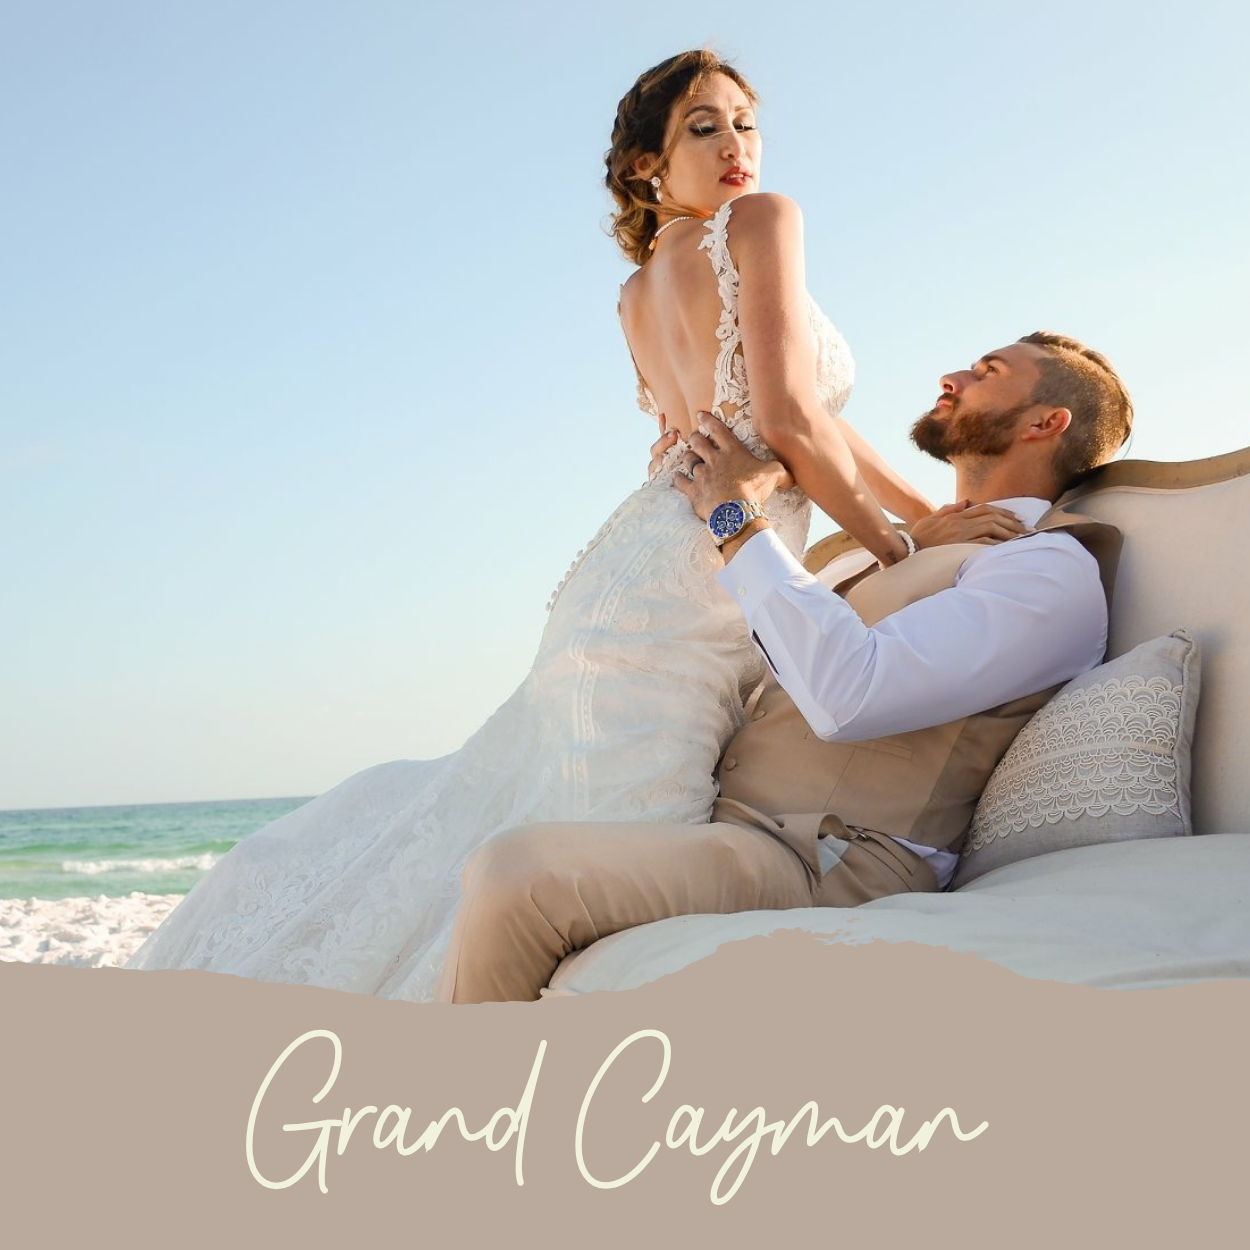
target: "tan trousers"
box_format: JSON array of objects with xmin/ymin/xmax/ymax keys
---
[{"xmin": 435, "ymin": 811, "xmax": 938, "ymax": 1004}]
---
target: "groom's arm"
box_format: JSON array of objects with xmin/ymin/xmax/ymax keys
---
[
  {"xmin": 716, "ymin": 528, "xmax": 1107, "ymax": 742},
  {"xmin": 667, "ymin": 411, "xmax": 1107, "ymax": 740}
]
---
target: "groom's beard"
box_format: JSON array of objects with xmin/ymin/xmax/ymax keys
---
[{"xmin": 910, "ymin": 398, "xmax": 1033, "ymax": 463}]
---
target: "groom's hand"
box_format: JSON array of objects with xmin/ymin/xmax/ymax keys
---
[{"xmin": 673, "ymin": 413, "xmax": 788, "ymax": 523}]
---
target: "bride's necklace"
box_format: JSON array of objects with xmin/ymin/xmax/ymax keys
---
[{"xmin": 649, "ymin": 215, "xmax": 698, "ymax": 250}]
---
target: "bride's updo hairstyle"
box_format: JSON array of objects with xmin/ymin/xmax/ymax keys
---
[{"xmin": 606, "ymin": 50, "xmax": 757, "ymax": 266}]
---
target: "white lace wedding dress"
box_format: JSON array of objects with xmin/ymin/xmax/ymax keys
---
[{"xmin": 126, "ymin": 201, "xmax": 855, "ymax": 998}]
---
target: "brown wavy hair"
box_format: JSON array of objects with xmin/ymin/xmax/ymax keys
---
[
  {"xmin": 1017, "ymin": 331, "xmax": 1134, "ymax": 490},
  {"xmin": 605, "ymin": 50, "xmax": 758, "ymax": 266}
]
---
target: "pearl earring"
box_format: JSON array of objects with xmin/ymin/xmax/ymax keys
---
[{"xmin": 650, "ymin": 176, "xmax": 662, "ymax": 201}]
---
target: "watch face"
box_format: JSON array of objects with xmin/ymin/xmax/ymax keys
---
[{"xmin": 708, "ymin": 501, "xmax": 748, "ymax": 541}]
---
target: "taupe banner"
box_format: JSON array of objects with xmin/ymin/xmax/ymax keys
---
[{"xmin": 4, "ymin": 933, "xmax": 1245, "ymax": 1245}]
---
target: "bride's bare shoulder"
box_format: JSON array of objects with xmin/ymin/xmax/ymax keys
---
[
  {"xmin": 725, "ymin": 191, "xmax": 803, "ymax": 236},
  {"xmin": 617, "ymin": 266, "xmax": 651, "ymax": 331},
  {"xmin": 621, "ymin": 263, "xmax": 647, "ymax": 299}
]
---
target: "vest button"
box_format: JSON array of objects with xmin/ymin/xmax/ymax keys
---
[{"xmin": 723, "ymin": 757, "xmax": 737, "ymax": 770}]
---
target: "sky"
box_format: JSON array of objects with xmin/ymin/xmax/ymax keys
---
[{"xmin": 3, "ymin": 0, "xmax": 1247, "ymax": 810}]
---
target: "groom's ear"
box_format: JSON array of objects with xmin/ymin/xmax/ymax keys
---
[{"xmin": 1019, "ymin": 407, "xmax": 1072, "ymax": 444}]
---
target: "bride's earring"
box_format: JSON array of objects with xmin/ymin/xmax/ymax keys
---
[{"xmin": 650, "ymin": 176, "xmax": 662, "ymax": 202}]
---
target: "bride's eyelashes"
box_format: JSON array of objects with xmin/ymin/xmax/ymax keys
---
[{"xmin": 689, "ymin": 121, "xmax": 758, "ymax": 137}]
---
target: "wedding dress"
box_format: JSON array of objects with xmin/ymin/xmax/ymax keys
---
[{"xmin": 126, "ymin": 201, "xmax": 855, "ymax": 998}]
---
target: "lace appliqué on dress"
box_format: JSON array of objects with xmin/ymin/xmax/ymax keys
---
[{"xmin": 698, "ymin": 203, "xmax": 756, "ymax": 445}]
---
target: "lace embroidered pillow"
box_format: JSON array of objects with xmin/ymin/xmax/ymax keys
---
[{"xmin": 953, "ymin": 631, "xmax": 1200, "ymax": 888}]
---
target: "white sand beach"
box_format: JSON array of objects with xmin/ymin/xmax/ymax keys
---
[{"xmin": 0, "ymin": 893, "xmax": 181, "ymax": 967}]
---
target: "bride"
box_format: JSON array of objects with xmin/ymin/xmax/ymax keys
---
[{"xmin": 127, "ymin": 50, "xmax": 1005, "ymax": 998}]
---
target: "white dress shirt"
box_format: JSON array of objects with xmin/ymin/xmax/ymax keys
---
[{"xmin": 714, "ymin": 498, "xmax": 1109, "ymax": 887}]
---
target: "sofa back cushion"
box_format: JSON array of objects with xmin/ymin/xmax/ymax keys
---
[{"xmin": 1055, "ymin": 449, "xmax": 1250, "ymax": 835}]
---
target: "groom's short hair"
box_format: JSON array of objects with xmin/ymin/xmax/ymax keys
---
[{"xmin": 1019, "ymin": 331, "xmax": 1134, "ymax": 491}]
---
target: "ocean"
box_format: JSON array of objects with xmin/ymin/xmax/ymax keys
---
[{"xmin": 0, "ymin": 797, "xmax": 312, "ymax": 901}]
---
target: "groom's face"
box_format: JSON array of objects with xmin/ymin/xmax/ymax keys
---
[{"xmin": 911, "ymin": 343, "xmax": 1046, "ymax": 462}]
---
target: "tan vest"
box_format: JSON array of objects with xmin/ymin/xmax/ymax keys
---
[{"xmin": 712, "ymin": 512, "xmax": 1121, "ymax": 866}]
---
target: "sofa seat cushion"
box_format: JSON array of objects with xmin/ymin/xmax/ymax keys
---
[{"xmin": 545, "ymin": 834, "xmax": 1250, "ymax": 996}]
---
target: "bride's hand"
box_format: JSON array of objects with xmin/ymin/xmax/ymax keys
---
[
  {"xmin": 909, "ymin": 501, "xmax": 1030, "ymax": 549},
  {"xmin": 648, "ymin": 414, "xmax": 680, "ymax": 480}
]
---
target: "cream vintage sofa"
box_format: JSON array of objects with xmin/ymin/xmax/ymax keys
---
[{"xmin": 547, "ymin": 449, "xmax": 1250, "ymax": 994}]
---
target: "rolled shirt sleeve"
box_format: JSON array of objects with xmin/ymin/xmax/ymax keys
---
[{"xmin": 714, "ymin": 508, "xmax": 1108, "ymax": 743}]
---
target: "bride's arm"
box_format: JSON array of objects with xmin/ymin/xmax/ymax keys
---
[
  {"xmin": 833, "ymin": 418, "xmax": 933, "ymax": 524},
  {"xmin": 731, "ymin": 193, "xmax": 910, "ymax": 564}
]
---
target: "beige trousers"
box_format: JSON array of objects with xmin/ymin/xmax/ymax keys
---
[{"xmin": 435, "ymin": 810, "xmax": 938, "ymax": 1004}]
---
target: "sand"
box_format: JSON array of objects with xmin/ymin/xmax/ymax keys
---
[{"xmin": 0, "ymin": 893, "xmax": 182, "ymax": 968}]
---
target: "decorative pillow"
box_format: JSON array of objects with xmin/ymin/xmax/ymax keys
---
[{"xmin": 952, "ymin": 630, "xmax": 1200, "ymax": 888}]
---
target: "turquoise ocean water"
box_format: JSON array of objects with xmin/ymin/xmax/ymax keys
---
[{"xmin": 0, "ymin": 797, "xmax": 312, "ymax": 901}]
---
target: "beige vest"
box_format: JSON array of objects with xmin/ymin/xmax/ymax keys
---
[{"xmin": 712, "ymin": 512, "xmax": 1121, "ymax": 867}]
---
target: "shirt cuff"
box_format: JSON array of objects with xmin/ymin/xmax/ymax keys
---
[{"xmin": 715, "ymin": 527, "xmax": 813, "ymax": 619}]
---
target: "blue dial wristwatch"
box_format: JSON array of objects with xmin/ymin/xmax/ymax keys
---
[{"xmin": 707, "ymin": 499, "xmax": 767, "ymax": 547}]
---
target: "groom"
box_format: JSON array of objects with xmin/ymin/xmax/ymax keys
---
[{"xmin": 435, "ymin": 331, "xmax": 1134, "ymax": 1003}]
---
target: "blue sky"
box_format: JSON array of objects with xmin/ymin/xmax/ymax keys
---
[{"xmin": 3, "ymin": 0, "xmax": 1246, "ymax": 809}]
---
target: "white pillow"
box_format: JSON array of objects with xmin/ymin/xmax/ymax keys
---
[{"xmin": 953, "ymin": 631, "xmax": 1200, "ymax": 888}]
